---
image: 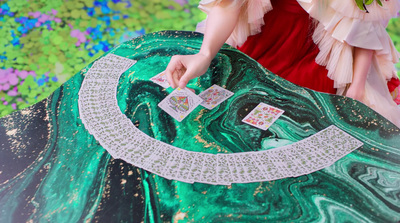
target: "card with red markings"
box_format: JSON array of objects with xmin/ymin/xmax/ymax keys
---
[
  {"xmin": 198, "ymin": 84, "xmax": 234, "ymax": 110},
  {"xmin": 158, "ymin": 88, "xmax": 203, "ymax": 122},
  {"xmin": 242, "ymin": 103, "xmax": 284, "ymax": 130},
  {"xmin": 150, "ymin": 71, "xmax": 170, "ymax": 88}
]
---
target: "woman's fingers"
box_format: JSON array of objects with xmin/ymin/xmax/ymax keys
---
[
  {"xmin": 165, "ymin": 56, "xmax": 181, "ymax": 88},
  {"xmin": 178, "ymin": 68, "xmax": 193, "ymax": 89},
  {"xmin": 165, "ymin": 53, "xmax": 211, "ymax": 89}
]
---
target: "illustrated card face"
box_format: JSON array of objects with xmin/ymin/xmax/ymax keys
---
[
  {"xmin": 158, "ymin": 88, "xmax": 203, "ymax": 122},
  {"xmin": 198, "ymin": 85, "xmax": 234, "ymax": 109},
  {"xmin": 150, "ymin": 71, "xmax": 170, "ymax": 88},
  {"xmin": 242, "ymin": 103, "xmax": 284, "ymax": 130}
]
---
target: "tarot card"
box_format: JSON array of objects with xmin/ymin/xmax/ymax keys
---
[
  {"xmin": 174, "ymin": 150, "xmax": 197, "ymax": 183},
  {"xmin": 269, "ymin": 146, "xmax": 303, "ymax": 178},
  {"xmin": 144, "ymin": 142, "xmax": 175, "ymax": 176},
  {"xmin": 86, "ymin": 64, "xmax": 117, "ymax": 80},
  {"xmin": 255, "ymin": 150, "xmax": 285, "ymax": 181},
  {"xmin": 236, "ymin": 152, "xmax": 268, "ymax": 183},
  {"xmin": 225, "ymin": 153, "xmax": 250, "ymax": 183},
  {"xmin": 198, "ymin": 153, "xmax": 218, "ymax": 185},
  {"xmin": 292, "ymin": 129, "xmax": 344, "ymax": 175},
  {"xmin": 284, "ymin": 141, "xmax": 326, "ymax": 176},
  {"xmin": 216, "ymin": 153, "xmax": 234, "ymax": 185},
  {"xmin": 150, "ymin": 71, "xmax": 170, "ymax": 88},
  {"xmin": 198, "ymin": 85, "xmax": 234, "ymax": 109},
  {"xmin": 283, "ymin": 143, "xmax": 312, "ymax": 176},
  {"xmin": 188, "ymin": 152, "xmax": 207, "ymax": 182},
  {"xmin": 158, "ymin": 88, "xmax": 203, "ymax": 122},
  {"xmin": 95, "ymin": 54, "xmax": 135, "ymax": 71},
  {"xmin": 242, "ymin": 103, "xmax": 284, "ymax": 131},
  {"xmin": 140, "ymin": 144, "xmax": 162, "ymax": 172},
  {"xmin": 313, "ymin": 125, "xmax": 363, "ymax": 161},
  {"xmin": 161, "ymin": 148, "xmax": 185, "ymax": 180},
  {"xmin": 139, "ymin": 143, "xmax": 161, "ymax": 169},
  {"xmin": 120, "ymin": 136, "xmax": 159, "ymax": 169}
]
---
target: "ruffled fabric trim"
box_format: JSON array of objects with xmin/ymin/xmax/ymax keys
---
[
  {"xmin": 330, "ymin": 0, "xmax": 400, "ymax": 22},
  {"xmin": 298, "ymin": 0, "xmax": 400, "ymax": 87},
  {"xmin": 196, "ymin": 0, "xmax": 273, "ymax": 47},
  {"xmin": 298, "ymin": 0, "xmax": 400, "ymax": 127}
]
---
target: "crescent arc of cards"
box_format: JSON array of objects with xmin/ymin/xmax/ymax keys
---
[{"xmin": 78, "ymin": 54, "xmax": 363, "ymax": 185}]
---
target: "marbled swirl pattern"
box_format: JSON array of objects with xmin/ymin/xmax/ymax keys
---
[{"xmin": 0, "ymin": 31, "xmax": 399, "ymax": 222}]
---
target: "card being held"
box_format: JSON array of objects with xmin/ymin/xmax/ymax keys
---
[
  {"xmin": 198, "ymin": 84, "xmax": 234, "ymax": 110},
  {"xmin": 242, "ymin": 103, "xmax": 284, "ymax": 130},
  {"xmin": 150, "ymin": 71, "xmax": 170, "ymax": 88},
  {"xmin": 158, "ymin": 88, "xmax": 203, "ymax": 122}
]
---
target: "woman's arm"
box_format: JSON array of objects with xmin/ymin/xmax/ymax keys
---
[
  {"xmin": 165, "ymin": 0, "xmax": 241, "ymax": 89},
  {"xmin": 346, "ymin": 47, "xmax": 374, "ymax": 101}
]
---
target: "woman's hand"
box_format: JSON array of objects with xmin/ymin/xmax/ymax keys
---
[
  {"xmin": 165, "ymin": 53, "xmax": 213, "ymax": 89},
  {"xmin": 165, "ymin": 0, "xmax": 241, "ymax": 89}
]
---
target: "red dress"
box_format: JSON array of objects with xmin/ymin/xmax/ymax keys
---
[{"xmin": 238, "ymin": 0, "xmax": 399, "ymax": 95}]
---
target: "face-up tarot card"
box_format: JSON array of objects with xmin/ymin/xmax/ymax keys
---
[
  {"xmin": 158, "ymin": 88, "xmax": 203, "ymax": 122},
  {"xmin": 242, "ymin": 103, "xmax": 284, "ymax": 130},
  {"xmin": 150, "ymin": 71, "xmax": 170, "ymax": 88},
  {"xmin": 198, "ymin": 85, "xmax": 234, "ymax": 109}
]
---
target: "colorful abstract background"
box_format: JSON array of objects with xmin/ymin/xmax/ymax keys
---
[{"xmin": 0, "ymin": 0, "xmax": 399, "ymax": 117}]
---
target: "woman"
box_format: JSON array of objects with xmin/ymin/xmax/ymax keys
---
[{"xmin": 165, "ymin": 0, "xmax": 400, "ymax": 128}]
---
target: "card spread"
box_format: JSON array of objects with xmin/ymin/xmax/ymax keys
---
[
  {"xmin": 198, "ymin": 85, "xmax": 234, "ymax": 109},
  {"xmin": 79, "ymin": 54, "xmax": 364, "ymax": 185},
  {"xmin": 158, "ymin": 88, "xmax": 203, "ymax": 122},
  {"xmin": 150, "ymin": 71, "xmax": 170, "ymax": 88},
  {"xmin": 242, "ymin": 103, "xmax": 284, "ymax": 130}
]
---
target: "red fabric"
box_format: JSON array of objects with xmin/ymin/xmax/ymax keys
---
[
  {"xmin": 238, "ymin": 0, "xmax": 400, "ymax": 95},
  {"xmin": 237, "ymin": 0, "xmax": 334, "ymax": 94},
  {"xmin": 388, "ymin": 77, "xmax": 400, "ymax": 93}
]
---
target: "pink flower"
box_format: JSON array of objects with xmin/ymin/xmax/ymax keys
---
[
  {"xmin": 7, "ymin": 90, "xmax": 18, "ymax": 96},
  {"xmin": 8, "ymin": 73, "xmax": 18, "ymax": 85},
  {"xmin": 0, "ymin": 68, "xmax": 12, "ymax": 84},
  {"xmin": 29, "ymin": 11, "xmax": 42, "ymax": 18},
  {"xmin": 0, "ymin": 69, "xmax": 35, "ymax": 92},
  {"xmin": 70, "ymin": 29, "xmax": 87, "ymax": 46},
  {"xmin": 18, "ymin": 70, "xmax": 28, "ymax": 79},
  {"xmin": 1, "ymin": 83, "xmax": 10, "ymax": 91}
]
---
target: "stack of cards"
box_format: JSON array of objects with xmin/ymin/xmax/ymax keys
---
[
  {"xmin": 79, "ymin": 56, "xmax": 364, "ymax": 185},
  {"xmin": 78, "ymin": 54, "xmax": 137, "ymax": 158}
]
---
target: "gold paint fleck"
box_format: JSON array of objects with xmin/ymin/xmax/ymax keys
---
[
  {"xmin": 253, "ymin": 183, "xmax": 264, "ymax": 196},
  {"xmin": 173, "ymin": 211, "xmax": 188, "ymax": 223},
  {"xmin": 6, "ymin": 129, "xmax": 17, "ymax": 136}
]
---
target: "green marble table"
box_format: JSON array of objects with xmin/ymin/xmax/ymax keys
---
[{"xmin": 0, "ymin": 31, "xmax": 399, "ymax": 223}]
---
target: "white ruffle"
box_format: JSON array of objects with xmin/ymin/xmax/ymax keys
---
[
  {"xmin": 329, "ymin": 0, "xmax": 400, "ymax": 22},
  {"xmin": 298, "ymin": 0, "xmax": 400, "ymax": 127},
  {"xmin": 196, "ymin": 0, "xmax": 273, "ymax": 47}
]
